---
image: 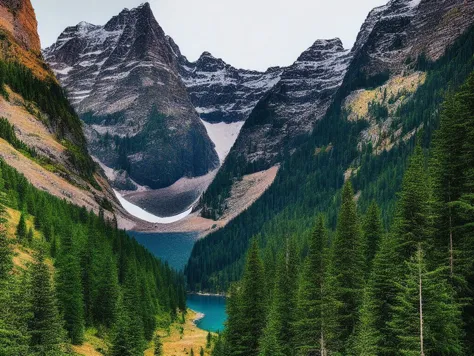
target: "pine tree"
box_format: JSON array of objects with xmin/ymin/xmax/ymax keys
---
[
  {"xmin": 389, "ymin": 245, "xmax": 464, "ymax": 355},
  {"xmin": 293, "ymin": 215, "xmax": 327, "ymax": 355},
  {"xmin": 0, "ymin": 221, "xmax": 30, "ymax": 354},
  {"xmin": 191, "ymin": 348, "xmax": 195, "ymax": 356},
  {"xmin": 55, "ymin": 233, "xmax": 84, "ymax": 344},
  {"xmin": 224, "ymin": 283, "xmax": 244, "ymax": 355},
  {"xmin": 330, "ymin": 181, "xmax": 365, "ymax": 351},
  {"xmin": 362, "ymin": 201, "xmax": 383, "ymax": 275},
  {"xmin": 16, "ymin": 212, "xmax": 27, "ymax": 241},
  {"xmin": 239, "ymin": 240, "xmax": 266, "ymax": 356},
  {"xmin": 353, "ymin": 233, "xmax": 401, "ymax": 355},
  {"xmin": 153, "ymin": 334, "xmax": 163, "ymax": 356},
  {"xmin": 28, "ymin": 251, "xmax": 65, "ymax": 355},
  {"xmin": 200, "ymin": 346, "xmax": 205, "ymax": 356},
  {"xmin": 259, "ymin": 245, "xmax": 297, "ymax": 356},
  {"xmin": 393, "ymin": 145, "xmax": 433, "ymax": 262},
  {"xmin": 207, "ymin": 332, "xmax": 212, "ymax": 348}
]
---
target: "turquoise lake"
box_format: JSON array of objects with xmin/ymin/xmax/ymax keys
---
[
  {"xmin": 186, "ymin": 294, "xmax": 227, "ymax": 332},
  {"xmin": 128, "ymin": 231, "xmax": 227, "ymax": 331}
]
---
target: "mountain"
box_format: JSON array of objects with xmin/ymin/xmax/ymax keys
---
[
  {"xmin": 0, "ymin": 0, "xmax": 126, "ymax": 220},
  {"xmin": 186, "ymin": 0, "xmax": 474, "ymax": 294},
  {"xmin": 199, "ymin": 38, "xmax": 352, "ymax": 219},
  {"xmin": 43, "ymin": 3, "xmax": 219, "ymax": 192},
  {"xmin": 0, "ymin": 2, "xmax": 186, "ymax": 355},
  {"xmin": 170, "ymin": 39, "xmax": 283, "ymax": 124}
]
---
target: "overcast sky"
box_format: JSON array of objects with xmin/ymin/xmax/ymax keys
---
[{"xmin": 32, "ymin": 0, "xmax": 387, "ymax": 71}]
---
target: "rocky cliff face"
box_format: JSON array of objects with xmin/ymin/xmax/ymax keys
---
[
  {"xmin": 231, "ymin": 38, "xmax": 352, "ymax": 166},
  {"xmin": 0, "ymin": 0, "xmax": 40, "ymax": 53},
  {"xmin": 169, "ymin": 38, "xmax": 283, "ymax": 124},
  {"xmin": 44, "ymin": 3, "xmax": 219, "ymax": 190}
]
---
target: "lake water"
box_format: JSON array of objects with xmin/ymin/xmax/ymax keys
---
[
  {"xmin": 186, "ymin": 294, "xmax": 227, "ymax": 332},
  {"xmin": 128, "ymin": 231, "xmax": 228, "ymax": 331},
  {"xmin": 129, "ymin": 231, "xmax": 199, "ymax": 271}
]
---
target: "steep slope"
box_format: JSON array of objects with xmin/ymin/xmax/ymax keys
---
[
  {"xmin": 170, "ymin": 39, "xmax": 283, "ymax": 124},
  {"xmin": 44, "ymin": 3, "xmax": 219, "ymax": 192},
  {"xmin": 200, "ymin": 38, "xmax": 352, "ymax": 219},
  {"xmin": 0, "ymin": 0, "xmax": 125, "ymax": 220},
  {"xmin": 186, "ymin": 0, "xmax": 474, "ymax": 292}
]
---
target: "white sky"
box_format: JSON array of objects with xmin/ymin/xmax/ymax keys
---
[{"xmin": 32, "ymin": 0, "xmax": 387, "ymax": 71}]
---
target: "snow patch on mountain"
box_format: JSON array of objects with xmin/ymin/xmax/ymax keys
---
[{"xmin": 201, "ymin": 119, "xmax": 245, "ymax": 162}]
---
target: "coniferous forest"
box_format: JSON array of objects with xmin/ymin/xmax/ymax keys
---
[
  {"xmin": 210, "ymin": 72, "xmax": 474, "ymax": 355},
  {"xmin": 0, "ymin": 158, "xmax": 186, "ymax": 355}
]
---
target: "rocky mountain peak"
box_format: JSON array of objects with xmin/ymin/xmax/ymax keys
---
[
  {"xmin": 44, "ymin": 3, "xmax": 219, "ymax": 192},
  {"xmin": 297, "ymin": 38, "xmax": 346, "ymax": 62}
]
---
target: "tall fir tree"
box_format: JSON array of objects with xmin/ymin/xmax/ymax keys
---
[
  {"xmin": 16, "ymin": 212, "xmax": 27, "ymax": 241},
  {"xmin": 362, "ymin": 201, "xmax": 383, "ymax": 275},
  {"xmin": 260, "ymin": 241, "xmax": 298, "ymax": 356},
  {"xmin": 0, "ymin": 216, "xmax": 30, "ymax": 355},
  {"xmin": 353, "ymin": 233, "xmax": 400, "ymax": 355},
  {"xmin": 293, "ymin": 215, "xmax": 327, "ymax": 355},
  {"xmin": 28, "ymin": 251, "xmax": 65, "ymax": 355},
  {"xmin": 239, "ymin": 240, "xmax": 266, "ymax": 356},
  {"xmin": 55, "ymin": 232, "xmax": 85, "ymax": 344},
  {"xmin": 330, "ymin": 180, "xmax": 365, "ymax": 352},
  {"xmin": 389, "ymin": 245, "xmax": 464, "ymax": 355}
]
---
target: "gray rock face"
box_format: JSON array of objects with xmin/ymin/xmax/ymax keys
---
[
  {"xmin": 227, "ymin": 38, "xmax": 352, "ymax": 166},
  {"xmin": 170, "ymin": 38, "xmax": 283, "ymax": 123},
  {"xmin": 43, "ymin": 3, "xmax": 219, "ymax": 190},
  {"xmin": 346, "ymin": 0, "xmax": 474, "ymax": 82}
]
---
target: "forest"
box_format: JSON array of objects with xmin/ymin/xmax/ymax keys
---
[
  {"xmin": 0, "ymin": 157, "xmax": 186, "ymax": 355},
  {"xmin": 211, "ymin": 71, "xmax": 474, "ymax": 355},
  {"xmin": 185, "ymin": 24, "xmax": 474, "ymax": 294}
]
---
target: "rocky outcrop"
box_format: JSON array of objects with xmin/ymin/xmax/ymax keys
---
[
  {"xmin": 0, "ymin": 0, "xmax": 40, "ymax": 53},
  {"xmin": 44, "ymin": 3, "xmax": 219, "ymax": 190},
  {"xmin": 170, "ymin": 39, "xmax": 283, "ymax": 123},
  {"xmin": 221, "ymin": 38, "xmax": 352, "ymax": 167}
]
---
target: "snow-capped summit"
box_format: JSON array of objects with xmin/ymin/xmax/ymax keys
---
[{"xmin": 44, "ymin": 3, "xmax": 219, "ymax": 191}]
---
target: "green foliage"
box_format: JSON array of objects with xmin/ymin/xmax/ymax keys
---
[
  {"xmin": 330, "ymin": 181, "xmax": 365, "ymax": 351},
  {"xmin": 0, "ymin": 158, "xmax": 186, "ymax": 354},
  {"xmin": 0, "ymin": 117, "xmax": 36, "ymax": 157},
  {"xmin": 0, "ymin": 60, "xmax": 95, "ymax": 179},
  {"xmin": 389, "ymin": 246, "xmax": 464, "ymax": 355},
  {"xmin": 186, "ymin": 25, "xmax": 474, "ymax": 294},
  {"xmin": 28, "ymin": 251, "xmax": 66, "ymax": 355}
]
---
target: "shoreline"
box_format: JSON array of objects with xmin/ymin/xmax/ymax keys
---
[{"xmin": 188, "ymin": 291, "xmax": 227, "ymax": 297}]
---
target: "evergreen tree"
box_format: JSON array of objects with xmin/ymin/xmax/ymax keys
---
[
  {"xmin": 55, "ymin": 233, "xmax": 84, "ymax": 344},
  {"xmin": 362, "ymin": 201, "xmax": 383, "ymax": 274},
  {"xmin": 239, "ymin": 240, "xmax": 266, "ymax": 356},
  {"xmin": 16, "ymin": 212, "xmax": 27, "ymax": 241},
  {"xmin": 191, "ymin": 348, "xmax": 195, "ymax": 356},
  {"xmin": 153, "ymin": 334, "xmax": 163, "ymax": 356},
  {"xmin": 200, "ymin": 346, "xmax": 205, "ymax": 356},
  {"xmin": 0, "ymin": 220, "xmax": 30, "ymax": 355},
  {"xmin": 207, "ymin": 332, "xmax": 212, "ymax": 349},
  {"xmin": 330, "ymin": 181, "xmax": 365, "ymax": 351},
  {"xmin": 393, "ymin": 145, "xmax": 434, "ymax": 261},
  {"xmin": 224, "ymin": 283, "xmax": 244, "ymax": 356},
  {"xmin": 389, "ymin": 245, "xmax": 464, "ymax": 355},
  {"xmin": 353, "ymin": 233, "xmax": 401, "ymax": 355},
  {"xmin": 293, "ymin": 215, "xmax": 327, "ymax": 355},
  {"xmin": 28, "ymin": 251, "xmax": 65, "ymax": 355}
]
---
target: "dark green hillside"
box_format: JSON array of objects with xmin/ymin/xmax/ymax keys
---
[
  {"xmin": 213, "ymin": 71, "xmax": 474, "ymax": 355},
  {"xmin": 185, "ymin": 25, "xmax": 474, "ymax": 294},
  {"xmin": 0, "ymin": 159, "xmax": 186, "ymax": 354}
]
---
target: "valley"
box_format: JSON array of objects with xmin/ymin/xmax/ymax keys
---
[{"xmin": 1, "ymin": 0, "xmax": 474, "ymax": 355}]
